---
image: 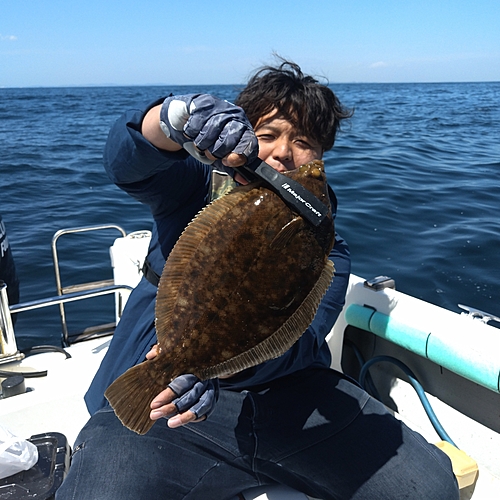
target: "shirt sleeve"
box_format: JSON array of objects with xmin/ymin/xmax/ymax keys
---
[
  {"xmin": 103, "ymin": 99, "xmax": 212, "ymax": 260},
  {"xmin": 103, "ymin": 98, "xmax": 211, "ymax": 221},
  {"xmin": 103, "ymin": 98, "xmax": 186, "ymax": 186}
]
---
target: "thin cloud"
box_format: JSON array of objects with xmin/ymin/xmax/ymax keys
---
[
  {"xmin": 180, "ymin": 46, "xmax": 211, "ymax": 54},
  {"xmin": 370, "ymin": 61, "xmax": 389, "ymax": 68},
  {"xmin": 0, "ymin": 34, "xmax": 18, "ymax": 41}
]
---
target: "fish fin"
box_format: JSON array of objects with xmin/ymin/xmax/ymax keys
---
[
  {"xmin": 155, "ymin": 189, "xmax": 250, "ymax": 344},
  {"xmin": 199, "ymin": 259, "xmax": 335, "ymax": 379},
  {"xmin": 270, "ymin": 217, "xmax": 304, "ymax": 250},
  {"xmin": 104, "ymin": 361, "xmax": 168, "ymax": 435}
]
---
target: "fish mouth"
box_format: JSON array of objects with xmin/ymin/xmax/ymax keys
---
[{"xmin": 239, "ymin": 159, "xmax": 329, "ymax": 227}]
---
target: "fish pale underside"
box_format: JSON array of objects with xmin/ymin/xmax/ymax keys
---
[{"xmin": 105, "ymin": 160, "xmax": 336, "ymax": 434}]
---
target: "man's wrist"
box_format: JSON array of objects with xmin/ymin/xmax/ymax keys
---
[{"xmin": 142, "ymin": 104, "xmax": 183, "ymax": 151}]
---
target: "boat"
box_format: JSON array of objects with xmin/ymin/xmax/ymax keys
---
[{"xmin": 0, "ymin": 225, "xmax": 499, "ymax": 499}]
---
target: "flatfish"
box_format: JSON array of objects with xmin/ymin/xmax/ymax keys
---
[{"xmin": 105, "ymin": 160, "xmax": 336, "ymax": 434}]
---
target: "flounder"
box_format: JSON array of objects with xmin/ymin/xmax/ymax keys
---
[{"xmin": 105, "ymin": 159, "xmax": 336, "ymax": 434}]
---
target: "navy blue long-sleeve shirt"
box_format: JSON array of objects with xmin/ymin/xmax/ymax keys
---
[{"xmin": 85, "ymin": 99, "xmax": 351, "ymax": 415}]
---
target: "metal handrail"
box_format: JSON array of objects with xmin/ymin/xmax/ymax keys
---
[
  {"xmin": 51, "ymin": 225, "xmax": 127, "ymax": 343},
  {"xmin": 2, "ymin": 282, "xmax": 133, "ymax": 358},
  {"xmin": 10, "ymin": 285, "xmax": 133, "ymax": 315},
  {"xmin": 9, "ymin": 284, "xmax": 133, "ymax": 347}
]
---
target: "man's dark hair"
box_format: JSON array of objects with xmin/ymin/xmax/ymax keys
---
[{"xmin": 236, "ymin": 58, "xmax": 352, "ymax": 151}]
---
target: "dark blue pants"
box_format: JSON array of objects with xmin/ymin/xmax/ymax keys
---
[{"xmin": 56, "ymin": 368, "xmax": 458, "ymax": 500}]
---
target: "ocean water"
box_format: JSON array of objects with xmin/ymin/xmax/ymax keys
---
[{"xmin": 1, "ymin": 83, "xmax": 499, "ymax": 348}]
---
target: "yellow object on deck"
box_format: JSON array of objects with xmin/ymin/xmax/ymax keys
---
[{"xmin": 435, "ymin": 441, "xmax": 479, "ymax": 489}]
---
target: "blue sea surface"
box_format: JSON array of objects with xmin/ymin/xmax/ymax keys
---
[{"xmin": 1, "ymin": 83, "xmax": 499, "ymax": 348}]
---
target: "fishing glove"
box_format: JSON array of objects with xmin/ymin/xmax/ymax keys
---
[
  {"xmin": 159, "ymin": 94, "xmax": 258, "ymax": 168},
  {"xmin": 168, "ymin": 374, "xmax": 220, "ymax": 420}
]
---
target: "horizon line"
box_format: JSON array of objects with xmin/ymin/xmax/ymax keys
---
[{"xmin": 2, "ymin": 80, "xmax": 500, "ymax": 90}]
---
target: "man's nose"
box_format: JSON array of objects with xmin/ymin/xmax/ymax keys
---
[{"xmin": 272, "ymin": 141, "xmax": 293, "ymax": 171}]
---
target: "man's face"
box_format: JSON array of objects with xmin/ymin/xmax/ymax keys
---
[
  {"xmin": 255, "ymin": 111, "xmax": 323, "ymax": 172},
  {"xmin": 231, "ymin": 110, "xmax": 324, "ymax": 185}
]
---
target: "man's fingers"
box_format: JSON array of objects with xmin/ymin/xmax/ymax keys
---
[
  {"xmin": 223, "ymin": 152, "xmax": 247, "ymax": 167},
  {"xmin": 167, "ymin": 411, "xmax": 199, "ymax": 429},
  {"xmin": 145, "ymin": 344, "xmax": 159, "ymax": 360},
  {"xmin": 150, "ymin": 403, "xmax": 177, "ymax": 421},
  {"xmin": 150, "ymin": 387, "xmax": 176, "ymax": 410},
  {"xmin": 148, "ymin": 376, "xmax": 218, "ymax": 427},
  {"xmin": 203, "ymin": 150, "xmax": 247, "ymax": 167}
]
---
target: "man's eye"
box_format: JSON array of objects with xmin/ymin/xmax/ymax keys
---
[
  {"xmin": 296, "ymin": 139, "xmax": 312, "ymax": 148},
  {"xmin": 257, "ymin": 134, "xmax": 274, "ymax": 141}
]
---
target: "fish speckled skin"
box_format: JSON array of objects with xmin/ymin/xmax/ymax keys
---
[{"xmin": 105, "ymin": 160, "xmax": 335, "ymax": 434}]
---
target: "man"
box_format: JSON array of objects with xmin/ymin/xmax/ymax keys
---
[
  {"xmin": 0, "ymin": 214, "xmax": 20, "ymax": 308},
  {"xmin": 57, "ymin": 60, "xmax": 458, "ymax": 499}
]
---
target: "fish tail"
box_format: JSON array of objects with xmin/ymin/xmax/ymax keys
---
[{"xmin": 104, "ymin": 361, "xmax": 169, "ymax": 435}]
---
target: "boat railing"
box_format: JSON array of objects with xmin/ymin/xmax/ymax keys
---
[
  {"xmin": 0, "ymin": 224, "xmax": 139, "ymax": 362},
  {"xmin": 50, "ymin": 225, "xmax": 127, "ymax": 346},
  {"xmin": 1, "ymin": 281, "xmax": 134, "ymax": 363}
]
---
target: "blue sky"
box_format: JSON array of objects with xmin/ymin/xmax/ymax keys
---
[{"xmin": 1, "ymin": 0, "xmax": 499, "ymax": 87}]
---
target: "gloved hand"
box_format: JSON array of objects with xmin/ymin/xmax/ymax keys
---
[
  {"xmin": 159, "ymin": 94, "xmax": 258, "ymax": 168},
  {"xmin": 149, "ymin": 370, "xmax": 219, "ymax": 428},
  {"xmin": 168, "ymin": 374, "xmax": 219, "ymax": 420}
]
